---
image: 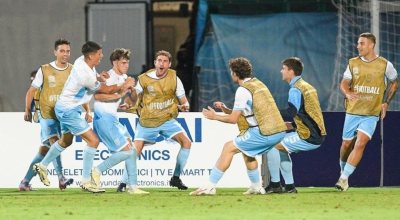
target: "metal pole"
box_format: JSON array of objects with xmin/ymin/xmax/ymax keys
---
[
  {"xmin": 261, "ymin": 153, "xmax": 270, "ymax": 188},
  {"xmin": 380, "ymin": 118, "xmax": 384, "ymax": 187}
]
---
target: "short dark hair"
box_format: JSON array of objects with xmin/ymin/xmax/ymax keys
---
[
  {"xmin": 82, "ymin": 41, "xmax": 102, "ymax": 58},
  {"xmin": 282, "ymin": 57, "xmax": 304, "ymax": 76},
  {"xmin": 110, "ymin": 48, "xmax": 131, "ymax": 65},
  {"xmin": 54, "ymin": 38, "xmax": 70, "ymax": 50},
  {"xmin": 155, "ymin": 50, "xmax": 172, "ymax": 62},
  {"xmin": 229, "ymin": 57, "xmax": 252, "ymax": 79},
  {"xmin": 360, "ymin": 32, "xmax": 376, "ymax": 45}
]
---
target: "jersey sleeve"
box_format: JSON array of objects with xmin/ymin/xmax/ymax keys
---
[
  {"xmin": 386, "ymin": 61, "xmax": 398, "ymax": 81},
  {"xmin": 343, "ymin": 65, "xmax": 352, "ymax": 80},
  {"xmin": 31, "ymin": 68, "xmax": 43, "ymax": 89},
  {"xmin": 81, "ymin": 73, "xmax": 101, "ymax": 92},
  {"xmin": 233, "ymin": 87, "xmax": 251, "ymax": 111},
  {"xmin": 288, "ymin": 88, "xmax": 302, "ymax": 112},
  {"xmin": 175, "ymin": 77, "xmax": 186, "ymax": 98}
]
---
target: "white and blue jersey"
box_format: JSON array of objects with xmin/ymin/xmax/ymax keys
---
[
  {"xmin": 55, "ymin": 56, "xmax": 101, "ymax": 135},
  {"xmin": 232, "ymin": 78, "xmax": 285, "ymax": 157},
  {"xmin": 93, "ymin": 69, "xmax": 131, "ymax": 153}
]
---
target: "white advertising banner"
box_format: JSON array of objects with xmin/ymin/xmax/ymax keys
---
[{"xmin": 0, "ymin": 113, "xmax": 262, "ymax": 189}]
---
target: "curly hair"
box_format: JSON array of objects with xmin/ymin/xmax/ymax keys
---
[
  {"xmin": 229, "ymin": 57, "xmax": 252, "ymax": 79},
  {"xmin": 110, "ymin": 48, "xmax": 131, "ymax": 65}
]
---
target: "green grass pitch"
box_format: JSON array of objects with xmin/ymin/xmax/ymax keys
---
[{"xmin": 1, "ymin": 187, "xmax": 399, "ymax": 220}]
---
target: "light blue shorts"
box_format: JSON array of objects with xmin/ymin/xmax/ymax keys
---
[
  {"xmin": 135, "ymin": 119, "xmax": 186, "ymax": 144},
  {"xmin": 55, "ymin": 107, "xmax": 91, "ymax": 136},
  {"xmin": 94, "ymin": 113, "xmax": 131, "ymax": 153},
  {"xmin": 281, "ymin": 132, "xmax": 321, "ymax": 153},
  {"xmin": 233, "ymin": 128, "xmax": 285, "ymax": 157},
  {"xmin": 38, "ymin": 113, "xmax": 61, "ymax": 146},
  {"xmin": 342, "ymin": 114, "xmax": 379, "ymax": 140}
]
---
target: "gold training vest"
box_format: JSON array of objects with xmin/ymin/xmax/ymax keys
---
[
  {"xmin": 39, "ymin": 63, "xmax": 72, "ymax": 119},
  {"xmin": 293, "ymin": 78, "xmax": 327, "ymax": 139},
  {"xmin": 346, "ymin": 57, "xmax": 387, "ymax": 116},
  {"xmin": 136, "ymin": 69, "xmax": 179, "ymax": 128},
  {"xmin": 238, "ymin": 78, "xmax": 287, "ymax": 136}
]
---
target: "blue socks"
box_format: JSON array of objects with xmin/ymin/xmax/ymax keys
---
[
  {"xmin": 124, "ymin": 149, "xmax": 137, "ymax": 185},
  {"xmin": 209, "ymin": 166, "xmax": 224, "ymax": 184},
  {"xmin": 22, "ymin": 153, "xmax": 44, "ymax": 183},
  {"xmin": 247, "ymin": 169, "xmax": 260, "ymax": 183},
  {"xmin": 82, "ymin": 146, "xmax": 97, "ymax": 179},
  {"xmin": 341, "ymin": 163, "xmax": 356, "ymax": 179},
  {"xmin": 52, "ymin": 155, "xmax": 64, "ymax": 180},
  {"xmin": 279, "ymin": 151, "xmax": 294, "ymax": 185},
  {"xmin": 41, "ymin": 141, "xmax": 65, "ymax": 167},
  {"xmin": 267, "ymin": 148, "xmax": 281, "ymax": 182},
  {"xmin": 340, "ymin": 160, "xmax": 346, "ymax": 172},
  {"xmin": 173, "ymin": 148, "xmax": 190, "ymax": 176},
  {"xmin": 97, "ymin": 151, "xmax": 131, "ymax": 173}
]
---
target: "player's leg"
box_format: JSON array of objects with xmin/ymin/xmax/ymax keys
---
[
  {"xmin": 117, "ymin": 140, "xmax": 145, "ymax": 192},
  {"xmin": 242, "ymin": 154, "xmax": 265, "ymax": 195},
  {"xmin": 161, "ymin": 120, "xmax": 191, "ymax": 190},
  {"xmin": 125, "ymin": 141, "xmax": 149, "ymax": 194},
  {"xmin": 190, "ymin": 140, "xmax": 240, "ymax": 195},
  {"xmin": 18, "ymin": 145, "xmax": 47, "ymax": 191},
  {"xmin": 265, "ymin": 147, "xmax": 282, "ymax": 193}
]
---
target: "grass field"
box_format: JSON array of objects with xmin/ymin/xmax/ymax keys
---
[{"xmin": 1, "ymin": 187, "xmax": 399, "ymax": 220}]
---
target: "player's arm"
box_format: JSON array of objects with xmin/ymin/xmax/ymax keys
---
[
  {"xmin": 94, "ymin": 88, "xmax": 129, "ymax": 102},
  {"xmin": 177, "ymin": 96, "xmax": 190, "ymax": 112},
  {"xmin": 96, "ymin": 77, "xmax": 135, "ymax": 94},
  {"xmin": 24, "ymin": 86, "xmax": 38, "ymax": 122},
  {"xmin": 202, "ymin": 106, "xmax": 241, "ymax": 124},
  {"xmin": 340, "ymin": 78, "xmax": 358, "ymax": 102},
  {"xmin": 81, "ymin": 103, "xmax": 92, "ymax": 123},
  {"xmin": 381, "ymin": 78, "xmax": 399, "ymax": 119},
  {"xmin": 280, "ymin": 88, "xmax": 300, "ymax": 118}
]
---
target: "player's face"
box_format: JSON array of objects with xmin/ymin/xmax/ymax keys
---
[
  {"xmin": 281, "ymin": 65, "xmax": 291, "ymax": 83},
  {"xmin": 91, "ymin": 49, "xmax": 104, "ymax": 66},
  {"xmin": 357, "ymin": 37, "xmax": 374, "ymax": 57},
  {"xmin": 54, "ymin": 44, "xmax": 70, "ymax": 65},
  {"xmin": 154, "ymin": 55, "xmax": 171, "ymax": 77},
  {"xmin": 114, "ymin": 58, "xmax": 129, "ymax": 74}
]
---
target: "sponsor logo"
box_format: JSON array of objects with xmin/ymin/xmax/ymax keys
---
[
  {"xmin": 48, "ymin": 75, "xmax": 56, "ymax": 88},
  {"xmin": 149, "ymin": 98, "xmax": 174, "ymax": 110},
  {"xmin": 353, "ymin": 85, "xmax": 380, "ymax": 94}
]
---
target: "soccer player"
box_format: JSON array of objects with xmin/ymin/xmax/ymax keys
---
[
  {"xmin": 265, "ymin": 57, "xmax": 327, "ymax": 194},
  {"xmin": 116, "ymin": 50, "xmax": 191, "ymax": 192},
  {"xmin": 20, "ymin": 39, "xmax": 75, "ymax": 191},
  {"xmin": 335, "ymin": 33, "xmax": 398, "ymax": 191},
  {"xmin": 190, "ymin": 57, "xmax": 287, "ymax": 195},
  {"xmin": 91, "ymin": 48, "xmax": 149, "ymax": 194},
  {"xmin": 33, "ymin": 41, "xmax": 135, "ymax": 193}
]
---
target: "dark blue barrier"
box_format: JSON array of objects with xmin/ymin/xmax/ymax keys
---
[{"xmin": 289, "ymin": 111, "xmax": 400, "ymax": 187}]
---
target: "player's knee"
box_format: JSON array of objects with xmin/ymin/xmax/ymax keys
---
[{"xmin": 39, "ymin": 146, "xmax": 49, "ymax": 155}]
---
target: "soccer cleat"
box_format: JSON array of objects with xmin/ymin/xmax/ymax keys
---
[
  {"xmin": 169, "ymin": 176, "xmax": 188, "ymax": 190},
  {"xmin": 265, "ymin": 185, "xmax": 282, "ymax": 194},
  {"xmin": 59, "ymin": 177, "xmax": 74, "ymax": 191},
  {"xmin": 117, "ymin": 183, "xmax": 126, "ymax": 192},
  {"xmin": 335, "ymin": 178, "xmax": 349, "ymax": 191},
  {"xmin": 91, "ymin": 167, "xmax": 101, "ymax": 187},
  {"xmin": 243, "ymin": 186, "xmax": 266, "ymax": 195},
  {"xmin": 18, "ymin": 181, "xmax": 37, "ymax": 191},
  {"xmin": 80, "ymin": 181, "xmax": 105, "ymax": 193},
  {"xmin": 127, "ymin": 188, "xmax": 150, "ymax": 194},
  {"xmin": 33, "ymin": 163, "xmax": 50, "ymax": 186},
  {"xmin": 283, "ymin": 187, "xmax": 298, "ymax": 193},
  {"xmin": 189, "ymin": 187, "xmax": 216, "ymax": 195}
]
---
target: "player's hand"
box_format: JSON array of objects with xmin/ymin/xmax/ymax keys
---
[
  {"xmin": 178, "ymin": 103, "xmax": 190, "ymax": 112},
  {"xmin": 85, "ymin": 112, "xmax": 93, "ymax": 123},
  {"xmin": 98, "ymin": 71, "xmax": 110, "ymax": 82},
  {"xmin": 381, "ymin": 102, "xmax": 389, "ymax": 119},
  {"xmin": 24, "ymin": 109, "xmax": 32, "ymax": 122},
  {"xmin": 202, "ymin": 106, "xmax": 216, "ymax": 120},
  {"xmin": 118, "ymin": 103, "xmax": 131, "ymax": 110},
  {"xmin": 345, "ymin": 92, "xmax": 359, "ymax": 103},
  {"xmin": 213, "ymin": 102, "xmax": 225, "ymax": 110},
  {"xmin": 124, "ymin": 77, "xmax": 136, "ymax": 88},
  {"xmin": 285, "ymin": 122, "xmax": 295, "ymax": 131}
]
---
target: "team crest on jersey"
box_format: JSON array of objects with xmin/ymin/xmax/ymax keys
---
[
  {"xmin": 353, "ymin": 67, "xmax": 359, "ymax": 79},
  {"xmin": 148, "ymin": 86, "xmax": 156, "ymax": 97},
  {"xmin": 48, "ymin": 75, "xmax": 56, "ymax": 88}
]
